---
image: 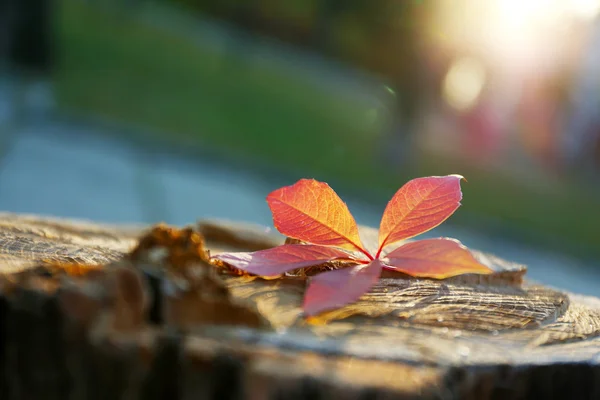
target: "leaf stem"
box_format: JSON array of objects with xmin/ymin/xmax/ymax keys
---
[
  {"xmin": 375, "ymin": 247, "xmax": 383, "ymax": 259},
  {"xmin": 356, "ymin": 245, "xmax": 374, "ymax": 261}
]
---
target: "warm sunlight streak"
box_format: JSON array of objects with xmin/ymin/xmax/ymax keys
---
[
  {"xmin": 570, "ymin": 0, "xmax": 600, "ymax": 20},
  {"xmin": 430, "ymin": 0, "xmax": 593, "ymax": 74}
]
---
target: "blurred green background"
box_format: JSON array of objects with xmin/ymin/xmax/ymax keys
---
[
  {"xmin": 2, "ymin": 0, "xmax": 600, "ymax": 273},
  {"xmin": 53, "ymin": 0, "xmax": 600, "ymax": 257}
]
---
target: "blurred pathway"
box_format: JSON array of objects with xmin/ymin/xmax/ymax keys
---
[
  {"xmin": 0, "ymin": 118, "xmax": 599, "ymax": 296},
  {"xmin": 0, "ymin": 120, "xmax": 274, "ymax": 225}
]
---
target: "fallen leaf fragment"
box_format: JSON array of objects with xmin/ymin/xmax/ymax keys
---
[
  {"xmin": 214, "ymin": 244, "xmax": 357, "ymax": 277},
  {"xmin": 383, "ymin": 238, "xmax": 493, "ymax": 279},
  {"xmin": 303, "ymin": 259, "xmax": 384, "ymax": 316},
  {"xmin": 129, "ymin": 223, "xmax": 210, "ymax": 269},
  {"xmin": 129, "ymin": 224, "xmax": 267, "ymax": 328}
]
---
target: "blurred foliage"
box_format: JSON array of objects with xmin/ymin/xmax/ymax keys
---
[
  {"xmin": 56, "ymin": 0, "xmax": 385, "ymax": 182},
  {"xmin": 162, "ymin": 0, "xmax": 424, "ymax": 118},
  {"xmin": 55, "ymin": 0, "xmax": 600, "ymax": 259}
]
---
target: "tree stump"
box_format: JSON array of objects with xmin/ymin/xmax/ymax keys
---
[{"xmin": 1, "ymin": 212, "xmax": 599, "ymax": 399}]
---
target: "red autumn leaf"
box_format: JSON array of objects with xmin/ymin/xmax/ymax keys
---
[
  {"xmin": 267, "ymin": 179, "xmax": 371, "ymax": 259},
  {"xmin": 303, "ymin": 259, "xmax": 384, "ymax": 316},
  {"xmin": 214, "ymin": 175, "xmax": 494, "ymax": 317},
  {"xmin": 214, "ymin": 244, "xmax": 357, "ymax": 277},
  {"xmin": 376, "ymin": 175, "xmax": 464, "ymax": 257},
  {"xmin": 383, "ymin": 238, "xmax": 493, "ymax": 279}
]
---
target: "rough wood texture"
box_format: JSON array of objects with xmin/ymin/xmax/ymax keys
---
[{"xmin": 1, "ymin": 212, "xmax": 599, "ymax": 399}]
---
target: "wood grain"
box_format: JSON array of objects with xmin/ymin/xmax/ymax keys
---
[{"xmin": 0, "ymin": 212, "xmax": 599, "ymax": 399}]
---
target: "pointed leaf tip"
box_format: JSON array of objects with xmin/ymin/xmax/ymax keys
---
[
  {"xmin": 266, "ymin": 179, "xmax": 368, "ymax": 256},
  {"xmin": 455, "ymin": 174, "xmax": 467, "ymax": 183},
  {"xmin": 214, "ymin": 244, "xmax": 356, "ymax": 277},
  {"xmin": 377, "ymin": 175, "xmax": 464, "ymax": 253},
  {"xmin": 383, "ymin": 238, "xmax": 493, "ymax": 279},
  {"xmin": 303, "ymin": 259, "xmax": 384, "ymax": 316}
]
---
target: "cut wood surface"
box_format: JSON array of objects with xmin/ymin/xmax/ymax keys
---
[{"xmin": 0, "ymin": 212, "xmax": 599, "ymax": 399}]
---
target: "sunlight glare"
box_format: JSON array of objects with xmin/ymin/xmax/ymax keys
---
[
  {"xmin": 494, "ymin": 0, "xmax": 550, "ymax": 31},
  {"xmin": 570, "ymin": 0, "xmax": 600, "ymax": 20}
]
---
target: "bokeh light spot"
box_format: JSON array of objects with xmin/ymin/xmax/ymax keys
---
[{"xmin": 442, "ymin": 57, "xmax": 486, "ymax": 112}]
